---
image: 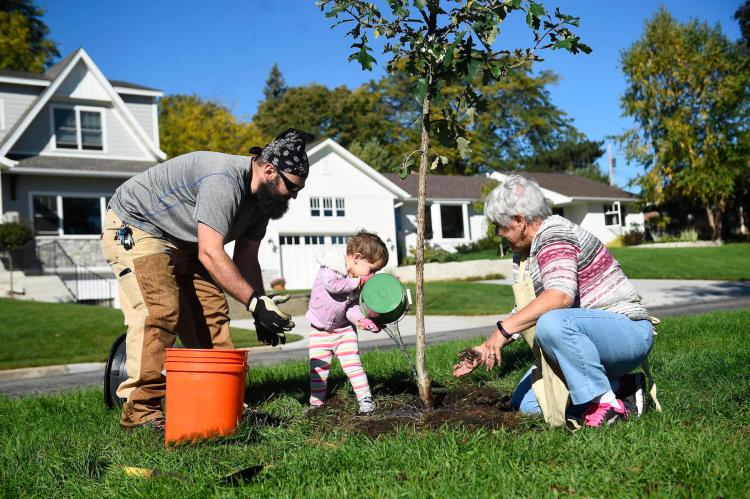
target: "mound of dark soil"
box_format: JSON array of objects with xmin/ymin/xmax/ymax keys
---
[{"xmin": 306, "ymin": 383, "xmax": 534, "ymax": 438}]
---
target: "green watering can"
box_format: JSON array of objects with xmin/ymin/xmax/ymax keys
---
[{"xmin": 359, "ymin": 273, "xmax": 412, "ymax": 324}]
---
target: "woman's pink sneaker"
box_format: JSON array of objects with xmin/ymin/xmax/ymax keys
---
[{"xmin": 582, "ymin": 399, "xmax": 628, "ymax": 427}]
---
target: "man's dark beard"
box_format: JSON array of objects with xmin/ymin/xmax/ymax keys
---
[{"xmin": 256, "ymin": 180, "xmax": 290, "ymax": 219}]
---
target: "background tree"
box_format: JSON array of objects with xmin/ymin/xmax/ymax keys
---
[
  {"xmin": 263, "ymin": 63, "xmax": 288, "ymax": 101},
  {"xmin": 736, "ymin": 0, "xmax": 750, "ymax": 45},
  {"xmin": 617, "ymin": 7, "xmax": 749, "ymax": 240},
  {"xmin": 320, "ymin": 0, "xmax": 589, "ymax": 407},
  {"xmin": 159, "ymin": 95, "xmax": 264, "ymax": 158},
  {"xmin": 254, "ymin": 65, "xmax": 604, "ymax": 178},
  {"xmin": 0, "ymin": 222, "xmax": 32, "ymax": 296},
  {"xmin": 0, "ymin": 0, "xmax": 59, "ymax": 72}
]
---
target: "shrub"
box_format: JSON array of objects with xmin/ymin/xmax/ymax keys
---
[
  {"xmin": 0, "ymin": 222, "xmax": 32, "ymax": 253},
  {"xmin": 401, "ymin": 244, "xmax": 459, "ymax": 265},
  {"xmin": 678, "ymin": 228, "xmax": 699, "ymax": 242},
  {"xmin": 621, "ymin": 229, "xmax": 644, "ymax": 246}
]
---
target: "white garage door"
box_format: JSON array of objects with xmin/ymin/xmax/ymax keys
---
[{"xmin": 279, "ymin": 235, "xmax": 349, "ymax": 290}]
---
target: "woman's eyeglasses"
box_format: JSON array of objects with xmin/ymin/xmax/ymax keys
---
[{"xmin": 273, "ymin": 167, "xmax": 304, "ymax": 193}]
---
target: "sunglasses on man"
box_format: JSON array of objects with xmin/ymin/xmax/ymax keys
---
[{"xmin": 273, "ymin": 167, "xmax": 304, "ymax": 194}]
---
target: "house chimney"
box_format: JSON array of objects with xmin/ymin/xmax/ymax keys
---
[{"xmin": 607, "ymin": 143, "xmax": 616, "ymax": 186}]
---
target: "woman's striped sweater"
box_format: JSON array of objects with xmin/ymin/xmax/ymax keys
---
[{"xmin": 513, "ymin": 215, "xmax": 649, "ymax": 321}]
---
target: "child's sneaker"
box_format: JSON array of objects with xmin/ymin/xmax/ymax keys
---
[
  {"xmin": 582, "ymin": 399, "xmax": 628, "ymax": 427},
  {"xmin": 358, "ymin": 396, "xmax": 375, "ymax": 415}
]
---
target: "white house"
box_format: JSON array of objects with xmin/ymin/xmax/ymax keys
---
[{"xmin": 247, "ymin": 139, "xmax": 409, "ymax": 289}]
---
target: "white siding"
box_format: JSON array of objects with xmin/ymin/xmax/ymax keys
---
[
  {"xmin": 0, "ymin": 84, "xmax": 41, "ymax": 143},
  {"xmin": 121, "ymin": 94, "xmax": 158, "ymax": 144}
]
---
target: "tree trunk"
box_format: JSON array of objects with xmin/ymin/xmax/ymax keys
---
[
  {"xmin": 705, "ymin": 203, "xmax": 724, "ymax": 242},
  {"xmin": 739, "ymin": 205, "xmax": 748, "ymax": 235},
  {"xmin": 414, "ymin": 95, "xmax": 434, "ymax": 409}
]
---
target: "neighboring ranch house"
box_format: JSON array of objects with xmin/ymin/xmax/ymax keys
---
[{"xmin": 488, "ymin": 171, "xmax": 644, "ymax": 245}]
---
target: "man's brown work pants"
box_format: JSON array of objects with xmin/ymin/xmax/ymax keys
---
[{"xmin": 100, "ymin": 209, "xmax": 233, "ymax": 427}]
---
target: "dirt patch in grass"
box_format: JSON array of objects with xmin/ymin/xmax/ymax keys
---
[{"xmin": 306, "ymin": 383, "xmax": 531, "ymax": 438}]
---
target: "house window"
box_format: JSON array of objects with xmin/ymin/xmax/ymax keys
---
[
  {"xmin": 331, "ymin": 235, "xmax": 348, "ymax": 245},
  {"xmin": 52, "ymin": 106, "xmax": 104, "ymax": 151},
  {"xmin": 425, "ymin": 205, "xmax": 433, "ymax": 240},
  {"xmin": 323, "ymin": 198, "xmax": 333, "ymax": 217},
  {"xmin": 310, "ymin": 198, "xmax": 320, "ymax": 217},
  {"xmin": 335, "ymin": 198, "xmax": 345, "ymax": 217},
  {"xmin": 33, "ymin": 195, "xmax": 59, "ymax": 235},
  {"xmin": 604, "ymin": 202, "xmax": 621, "ymax": 226},
  {"xmin": 440, "ymin": 205, "xmax": 465, "ymax": 239},
  {"xmin": 80, "ymin": 111, "xmax": 103, "ymax": 150},
  {"xmin": 279, "ymin": 235, "xmax": 300, "ymax": 245},
  {"xmin": 62, "ymin": 198, "xmax": 102, "ymax": 234},
  {"xmin": 304, "ymin": 235, "xmax": 325, "ymax": 245},
  {"xmin": 32, "ymin": 194, "xmax": 108, "ymax": 236}
]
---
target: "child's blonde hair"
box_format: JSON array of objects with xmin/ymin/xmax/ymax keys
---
[{"xmin": 346, "ymin": 230, "xmax": 389, "ymax": 266}]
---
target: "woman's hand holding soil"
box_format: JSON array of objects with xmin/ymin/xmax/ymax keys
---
[{"xmin": 452, "ymin": 347, "xmax": 482, "ymax": 377}]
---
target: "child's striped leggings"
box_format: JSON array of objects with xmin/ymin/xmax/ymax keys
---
[{"xmin": 309, "ymin": 328, "xmax": 371, "ymax": 406}]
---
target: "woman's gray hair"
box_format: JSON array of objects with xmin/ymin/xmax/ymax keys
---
[{"xmin": 484, "ymin": 174, "xmax": 552, "ymax": 226}]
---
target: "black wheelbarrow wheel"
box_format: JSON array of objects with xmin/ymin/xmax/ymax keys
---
[{"xmin": 104, "ymin": 333, "xmax": 127, "ymax": 409}]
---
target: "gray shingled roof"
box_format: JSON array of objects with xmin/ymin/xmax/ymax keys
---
[
  {"xmin": 11, "ymin": 155, "xmax": 156, "ymax": 174},
  {"xmin": 517, "ymin": 172, "xmax": 637, "ymax": 199},
  {"xmin": 0, "ymin": 53, "xmax": 161, "ymax": 92},
  {"xmin": 383, "ymin": 173, "xmax": 497, "ymax": 200},
  {"xmin": 383, "ymin": 171, "xmax": 637, "ymax": 201}
]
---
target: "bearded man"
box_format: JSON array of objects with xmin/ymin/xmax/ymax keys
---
[{"xmin": 100, "ymin": 128, "xmax": 313, "ymax": 432}]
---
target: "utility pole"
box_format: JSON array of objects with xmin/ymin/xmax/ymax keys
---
[{"xmin": 608, "ymin": 143, "xmax": 616, "ymax": 186}]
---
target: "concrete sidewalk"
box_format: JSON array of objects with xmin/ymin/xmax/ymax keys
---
[{"xmin": 2, "ymin": 278, "xmax": 749, "ymax": 389}]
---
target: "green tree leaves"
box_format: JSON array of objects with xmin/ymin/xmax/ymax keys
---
[
  {"xmin": 159, "ymin": 95, "xmax": 264, "ymax": 158},
  {"xmin": 0, "ymin": 0, "xmax": 59, "ymax": 73},
  {"xmin": 617, "ymin": 7, "xmax": 749, "ymax": 240}
]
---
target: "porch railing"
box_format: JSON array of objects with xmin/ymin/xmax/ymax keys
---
[{"xmin": 35, "ymin": 240, "xmax": 115, "ymax": 305}]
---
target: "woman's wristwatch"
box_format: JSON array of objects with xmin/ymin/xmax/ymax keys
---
[{"xmin": 496, "ymin": 321, "xmax": 521, "ymax": 342}]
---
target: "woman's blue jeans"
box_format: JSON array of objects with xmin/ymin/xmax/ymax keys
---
[{"xmin": 510, "ymin": 308, "xmax": 654, "ymax": 414}]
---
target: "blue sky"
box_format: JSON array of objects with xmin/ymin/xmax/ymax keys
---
[{"xmin": 39, "ymin": 1, "xmax": 742, "ymax": 188}]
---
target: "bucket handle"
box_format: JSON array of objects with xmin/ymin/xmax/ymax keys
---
[{"xmin": 405, "ymin": 288, "xmax": 412, "ymax": 311}]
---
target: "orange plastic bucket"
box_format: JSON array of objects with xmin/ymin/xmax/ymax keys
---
[{"xmin": 164, "ymin": 348, "xmax": 247, "ymax": 445}]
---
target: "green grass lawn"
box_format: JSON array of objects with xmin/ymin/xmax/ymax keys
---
[
  {"xmin": 1, "ymin": 308, "xmax": 749, "ymax": 497},
  {"xmin": 0, "ymin": 299, "xmax": 301, "ymax": 370},
  {"xmin": 405, "ymin": 281, "xmax": 514, "ymax": 316},
  {"xmin": 610, "ymin": 243, "xmax": 750, "ymax": 280}
]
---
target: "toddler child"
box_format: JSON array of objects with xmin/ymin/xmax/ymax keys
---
[{"xmin": 305, "ymin": 230, "xmax": 389, "ymax": 414}]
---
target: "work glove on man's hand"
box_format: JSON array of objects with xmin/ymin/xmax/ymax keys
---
[
  {"xmin": 255, "ymin": 322, "xmax": 286, "ymax": 347},
  {"xmin": 247, "ymin": 294, "xmax": 295, "ymax": 345}
]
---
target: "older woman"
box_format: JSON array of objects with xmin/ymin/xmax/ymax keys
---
[{"xmin": 455, "ymin": 175, "xmax": 654, "ymax": 427}]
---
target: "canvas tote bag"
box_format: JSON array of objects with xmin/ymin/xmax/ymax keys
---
[{"xmin": 513, "ymin": 258, "xmax": 571, "ymax": 427}]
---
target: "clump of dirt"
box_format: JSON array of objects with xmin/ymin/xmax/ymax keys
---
[
  {"xmin": 456, "ymin": 348, "xmax": 480, "ymax": 364},
  {"xmin": 305, "ymin": 383, "xmax": 531, "ymax": 438}
]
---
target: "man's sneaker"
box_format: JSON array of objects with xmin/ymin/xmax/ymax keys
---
[
  {"xmin": 582, "ymin": 399, "xmax": 627, "ymax": 427},
  {"xmin": 616, "ymin": 372, "xmax": 647, "ymax": 417},
  {"xmin": 122, "ymin": 417, "xmax": 166, "ymax": 435},
  {"xmin": 358, "ymin": 396, "xmax": 375, "ymax": 415}
]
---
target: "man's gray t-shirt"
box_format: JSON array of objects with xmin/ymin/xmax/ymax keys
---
[{"xmin": 109, "ymin": 151, "xmax": 269, "ymax": 247}]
